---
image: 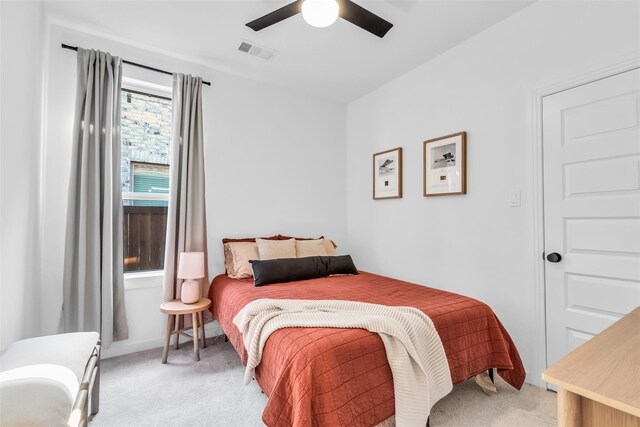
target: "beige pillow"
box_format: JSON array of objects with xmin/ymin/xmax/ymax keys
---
[
  {"xmin": 223, "ymin": 244, "xmax": 235, "ymax": 274},
  {"xmin": 224, "ymin": 242, "xmax": 259, "ymax": 279},
  {"xmin": 256, "ymin": 238, "xmax": 296, "ymax": 260},
  {"xmin": 322, "ymin": 239, "xmax": 337, "ymax": 256},
  {"xmin": 295, "ymin": 239, "xmax": 328, "ymax": 258}
]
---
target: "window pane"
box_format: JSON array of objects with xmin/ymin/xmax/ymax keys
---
[
  {"xmin": 121, "ymin": 89, "xmax": 171, "ymax": 272},
  {"xmin": 123, "ymin": 204, "xmax": 168, "ymax": 272},
  {"xmin": 121, "ymin": 90, "xmax": 171, "ymax": 195},
  {"xmin": 131, "ymin": 162, "xmax": 169, "ymax": 207}
]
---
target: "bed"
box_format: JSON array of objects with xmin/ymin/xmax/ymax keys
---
[{"xmin": 209, "ymin": 271, "xmax": 525, "ymax": 427}]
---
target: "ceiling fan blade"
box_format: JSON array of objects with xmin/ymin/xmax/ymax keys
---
[
  {"xmin": 246, "ymin": 1, "xmax": 303, "ymax": 31},
  {"xmin": 338, "ymin": 0, "xmax": 393, "ymax": 38}
]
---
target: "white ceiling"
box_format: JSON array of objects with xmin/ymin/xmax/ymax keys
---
[{"xmin": 42, "ymin": 0, "xmax": 533, "ymax": 103}]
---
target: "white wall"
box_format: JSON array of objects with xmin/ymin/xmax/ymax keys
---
[
  {"xmin": 0, "ymin": 1, "xmax": 45, "ymax": 350},
  {"xmin": 39, "ymin": 22, "xmax": 346, "ymax": 356},
  {"xmin": 204, "ymin": 66, "xmax": 348, "ymax": 274},
  {"xmin": 346, "ymin": 1, "xmax": 640, "ymax": 386}
]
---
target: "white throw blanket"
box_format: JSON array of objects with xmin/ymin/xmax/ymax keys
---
[{"xmin": 233, "ymin": 299, "xmax": 453, "ymax": 427}]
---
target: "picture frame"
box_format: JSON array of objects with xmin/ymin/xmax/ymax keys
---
[
  {"xmin": 423, "ymin": 132, "xmax": 467, "ymax": 197},
  {"xmin": 373, "ymin": 147, "xmax": 403, "ymax": 200}
]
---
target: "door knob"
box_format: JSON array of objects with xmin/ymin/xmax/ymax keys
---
[{"xmin": 546, "ymin": 252, "xmax": 562, "ymax": 263}]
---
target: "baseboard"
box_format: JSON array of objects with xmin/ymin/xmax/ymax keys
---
[
  {"xmin": 525, "ymin": 369, "xmax": 546, "ymax": 389},
  {"xmin": 102, "ymin": 322, "xmax": 224, "ymax": 359},
  {"xmin": 102, "ymin": 337, "xmax": 165, "ymax": 359}
]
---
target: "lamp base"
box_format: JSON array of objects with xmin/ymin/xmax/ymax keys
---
[{"xmin": 180, "ymin": 279, "xmax": 200, "ymax": 304}]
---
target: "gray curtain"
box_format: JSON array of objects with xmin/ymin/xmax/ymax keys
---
[
  {"xmin": 62, "ymin": 48, "xmax": 129, "ymax": 347},
  {"xmin": 163, "ymin": 73, "xmax": 209, "ymax": 303}
]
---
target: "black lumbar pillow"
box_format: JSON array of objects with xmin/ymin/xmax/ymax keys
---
[{"xmin": 250, "ymin": 255, "xmax": 358, "ymax": 287}]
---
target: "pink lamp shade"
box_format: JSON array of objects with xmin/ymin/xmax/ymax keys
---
[
  {"xmin": 177, "ymin": 252, "xmax": 205, "ymax": 304},
  {"xmin": 177, "ymin": 252, "xmax": 205, "ymax": 279}
]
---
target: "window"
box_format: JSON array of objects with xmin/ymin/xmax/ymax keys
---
[
  {"xmin": 130, "ymin": 162, "xmax": 169, "ymax": 206},
  {"xmin": 121, "ymin": 86, "xmax": 172, "ymax": 273}
]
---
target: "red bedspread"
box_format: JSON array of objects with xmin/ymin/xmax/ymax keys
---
[{"xmin": 209, "ymin": 271, "xmax": 525, "ymax": 427}]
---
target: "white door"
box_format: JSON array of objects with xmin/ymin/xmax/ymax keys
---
[{"xmin": 543, "ymin": 68, "xmax": 640, "ymax": 372}]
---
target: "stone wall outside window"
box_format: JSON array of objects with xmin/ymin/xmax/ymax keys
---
[{"xmin": 120, "ymin": 90, "xmax": 171, "ymax": 195}]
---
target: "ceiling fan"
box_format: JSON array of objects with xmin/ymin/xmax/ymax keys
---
[{"xmin": 246, "ymin": 0, "xmax": 393, "ymax": 38}]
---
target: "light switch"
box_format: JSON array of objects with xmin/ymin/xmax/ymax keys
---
[{"xmin": 509, "ymin": 190, "xmax": 521, "ymax": 207}]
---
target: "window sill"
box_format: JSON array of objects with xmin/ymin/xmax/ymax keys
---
[{"xmin": 124, "ymin": 270, "xmax": 164, "ymax": 290}]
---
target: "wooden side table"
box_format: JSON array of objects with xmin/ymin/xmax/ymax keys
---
[
  {"xmin": 160, "ymin": 298, "xmax": 211, "ymax": 363},
  {"xmin": 543, "ymin": 307, "xmax": 640, "ymax": 427}
]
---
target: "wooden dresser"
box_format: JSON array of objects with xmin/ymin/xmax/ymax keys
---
[{"xmin": 543, "ymin": 307, "xmax": 640, "ymax": 427}]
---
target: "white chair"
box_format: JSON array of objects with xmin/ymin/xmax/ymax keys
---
[{"xmin": 0, "ymin": 332, "xmax": 101, "ymax": 427}]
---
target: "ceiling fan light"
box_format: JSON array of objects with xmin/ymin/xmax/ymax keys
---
[{"xmin": 302, "ymin": 0, "xmax": 339, "ymax": 28}]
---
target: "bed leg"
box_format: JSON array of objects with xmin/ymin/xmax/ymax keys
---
[
  {"xmin": 224, "ymin": 334, "xmax": 228, "ymax": 342},
  {"xmin": 426, "ymin": 416, "xmax": 430, "ymax": 427},
  {"xmin": 488, "ymin": 368, "xmax": 494, "ymax": 384}
]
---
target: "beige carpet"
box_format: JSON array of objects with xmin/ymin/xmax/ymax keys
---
[{"xmin": 92, "ymin": 335, "xmax": 557, "ymax": 426}]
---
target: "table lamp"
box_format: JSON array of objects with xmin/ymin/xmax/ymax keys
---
[{"xmin": 177, "ymin": 252, "xmax": 204, "ymax": 304}]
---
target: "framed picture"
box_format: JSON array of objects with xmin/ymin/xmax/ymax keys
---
[
  {"xmin": 373, "ymin": 147, "xmax": 402, "ymax": 200},
  {"xmin": 423, "ymin": 132, "xmax": 466, "ymax": 197}
]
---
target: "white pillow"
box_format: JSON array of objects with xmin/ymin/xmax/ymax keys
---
[
  {"xmin": 295, "ymin": 239, "xmax": 328, "ymax": 258},
  {"xmin": 256, "ymin": 238, "xmax": 296, "ymax": 260}
]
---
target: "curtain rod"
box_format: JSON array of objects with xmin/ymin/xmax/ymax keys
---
[{"xmin": 61, "ymin": 44, "xmax": 212, "ymax": 86}]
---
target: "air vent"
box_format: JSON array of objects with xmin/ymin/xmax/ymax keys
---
[{"xmin": 237, "ymin": 40, "xmax": 277, "ymax": 61}]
